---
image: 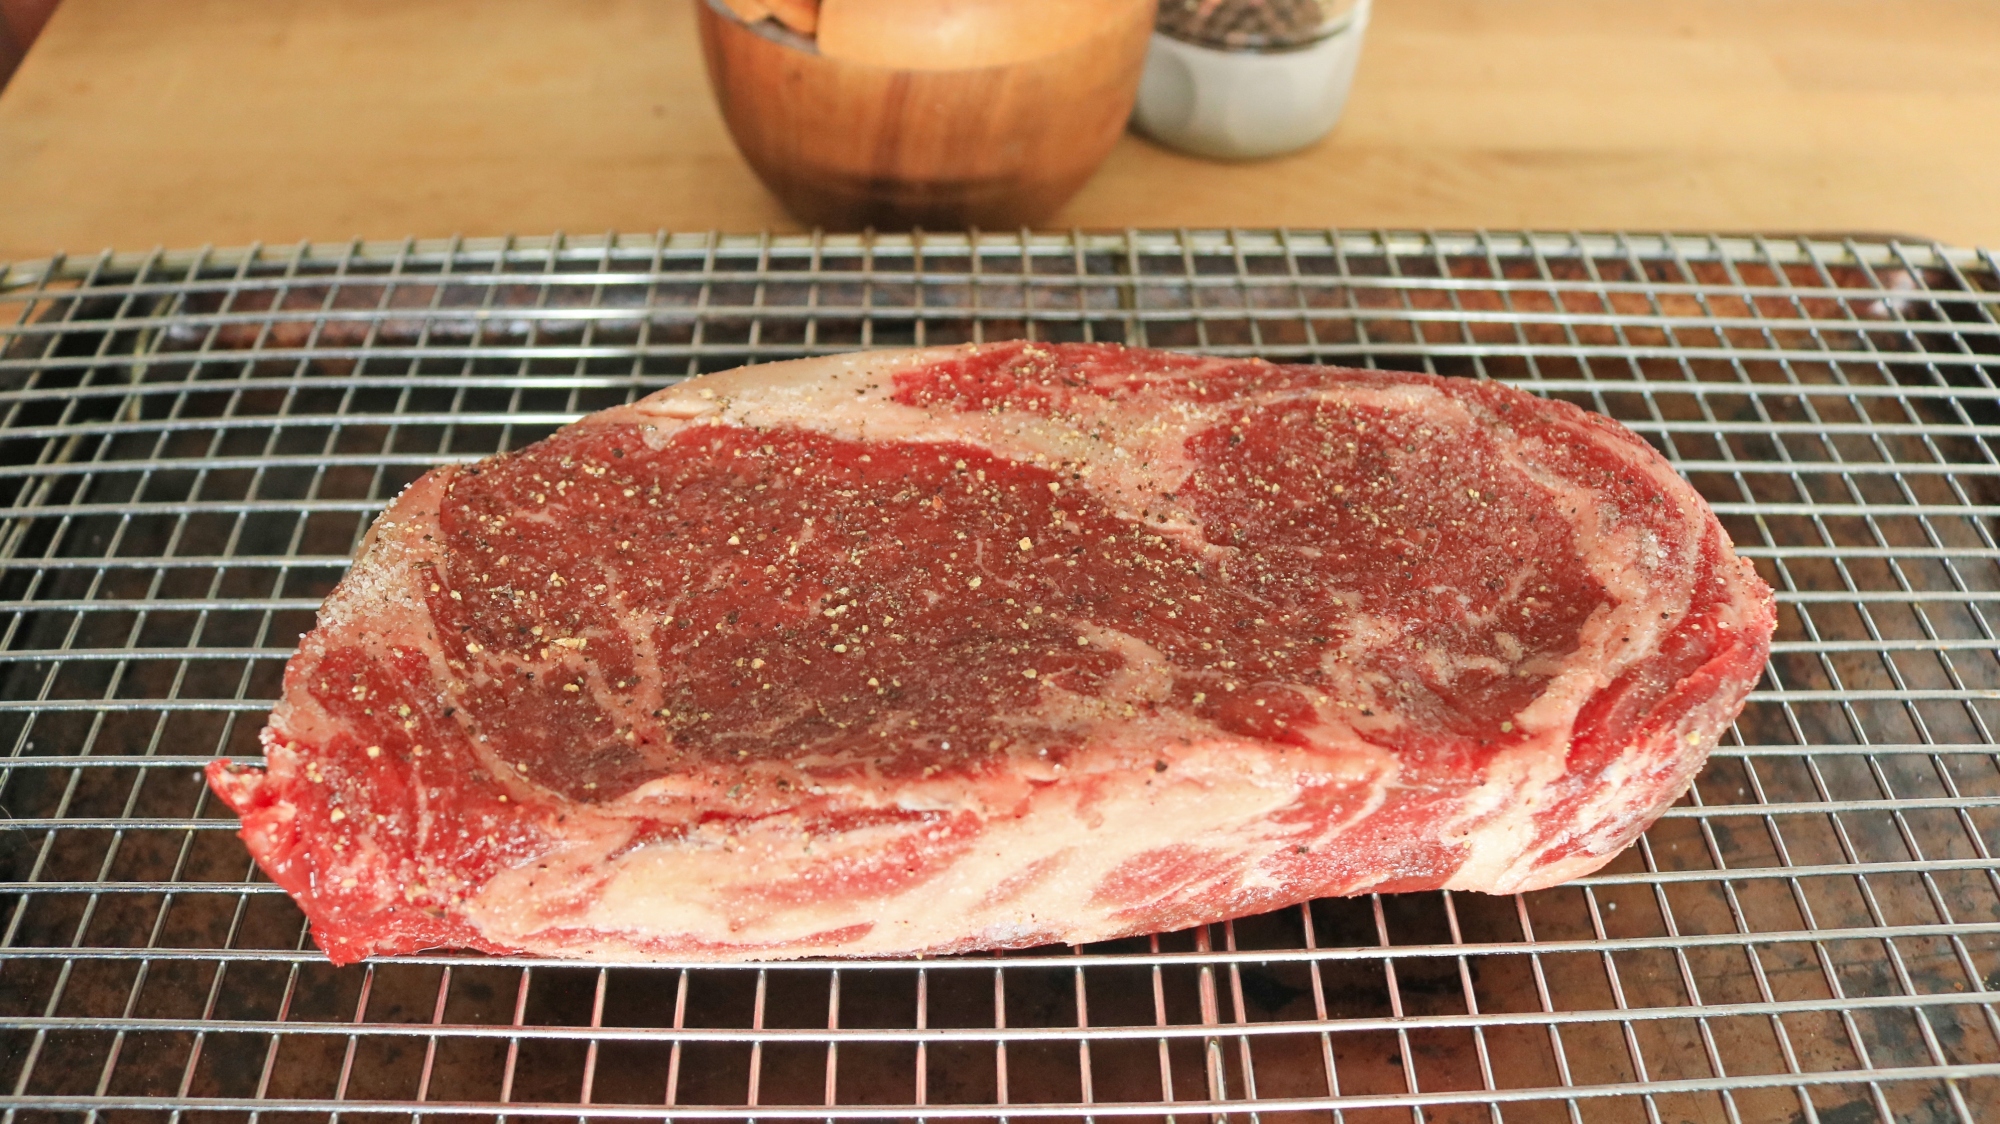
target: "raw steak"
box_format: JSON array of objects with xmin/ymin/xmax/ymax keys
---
[{"xmin": 209, "ymin": 343, "xmax": 1774, "ymax": 964}]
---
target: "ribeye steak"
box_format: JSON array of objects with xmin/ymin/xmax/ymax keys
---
[{"xmin": 210, "ymin": 343, "xmax": 1775, "ymax": 963}]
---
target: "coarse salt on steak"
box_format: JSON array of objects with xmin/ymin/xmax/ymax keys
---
[{"xmin": 209, "ymin": 342, "xmax": 1774, "ymax": 964}]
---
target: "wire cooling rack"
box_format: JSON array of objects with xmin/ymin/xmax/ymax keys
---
[{"xmin": 0, "ymin": 228, "xmax": 1996, "ymax": 1124}]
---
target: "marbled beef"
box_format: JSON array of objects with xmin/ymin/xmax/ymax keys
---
[{"xmin": 209, "ymin": 342, "xmax": 1775, "ymax": 963}]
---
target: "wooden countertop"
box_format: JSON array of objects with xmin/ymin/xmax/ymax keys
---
[{"xmin": 1, "ymin": 0, "xmax": 1996, "ymax": 265}]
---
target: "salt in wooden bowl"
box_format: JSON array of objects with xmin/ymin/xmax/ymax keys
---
[{"xmin": 697, "ymin": 0, "xmax": 1158, "ymax": 229}]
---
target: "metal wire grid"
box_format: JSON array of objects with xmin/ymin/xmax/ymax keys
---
[{"xmin": 0, "ymin": 228, "xmax": 1995, "ymax": 1124}]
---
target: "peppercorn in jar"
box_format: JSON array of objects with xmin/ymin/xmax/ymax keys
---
[{"xmin": 1154, "ymin": 0, "xmax": 1362, "ymax": 51}]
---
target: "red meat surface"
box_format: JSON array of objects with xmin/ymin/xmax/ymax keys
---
[{"xmin": 209, "ymin": 343, "xmax": 1775, "ymax": 963}]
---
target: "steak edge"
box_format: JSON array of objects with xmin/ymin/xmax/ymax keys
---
[{"xmin": 209, "ymin": 343, "xmax": 1775, "ymax": 963}]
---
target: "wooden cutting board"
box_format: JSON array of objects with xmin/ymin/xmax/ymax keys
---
[{"xmin": 0, "ymin": 0, "xmax": 1996, "ymax": 263}]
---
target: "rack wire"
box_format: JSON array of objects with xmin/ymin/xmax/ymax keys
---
[{"xmin": 0, "ymin": 227, "xmax": 1996, "ymax": 1124}]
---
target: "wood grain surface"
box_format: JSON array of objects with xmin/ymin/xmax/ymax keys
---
[{"xmin": 0, "ymin": 0, "xmax": 1996, "ymax": 264}]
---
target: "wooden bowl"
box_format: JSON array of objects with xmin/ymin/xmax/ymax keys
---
[{"xmin": 697, "ymin": 0, "xmax": 1158, "ymax": 229}]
